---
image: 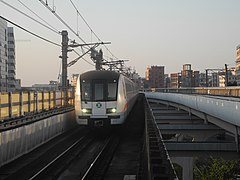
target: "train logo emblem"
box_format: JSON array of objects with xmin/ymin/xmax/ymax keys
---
[{"xmin": 96, "ymin": 102, "xmax": 102, "ymax": 108}]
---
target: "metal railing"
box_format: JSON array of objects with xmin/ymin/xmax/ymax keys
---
[
  {"xmin": 138, "ymin": 96, "xmax": 177, "ymax": 179},
  {"xmin": 0, "ymin": 89, "xmax": 74, "ymax": 121}
]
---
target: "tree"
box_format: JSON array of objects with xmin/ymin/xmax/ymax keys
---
[{"xmin": 194, "ymin": 157, "xmax": 240, "ymax": 180}]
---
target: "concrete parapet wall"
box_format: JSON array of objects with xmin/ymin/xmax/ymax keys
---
[
  {"xmin": 145, "ymin": 92, "xmax": 240, "ymax": 127},
  {"xmin": 0, "ymin": 110, "xmax": 76, "ymax": 167}
]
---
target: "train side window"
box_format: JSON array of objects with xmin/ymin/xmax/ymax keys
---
[
  {"xmin": 81, "ymin": 82, "xmax": 92, "ymax": 101},
  {"xmin": 126, "ymin": 81, "xmax": 131, "ymax": 93},
  {"xmin": 108, "ymin": 82, "xmax": 117, "ymax": 100},
  {"xmin": 94, "ymin": 83, "xmax": 104, "ymax": 101}
]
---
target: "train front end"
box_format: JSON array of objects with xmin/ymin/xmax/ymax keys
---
[{"xmin": 75, "ymin": 71, "xmax": 125, "ymax": 127}]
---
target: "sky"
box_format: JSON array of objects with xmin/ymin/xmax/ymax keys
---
[{"xmin": 1, "ymin": 0, "xmax": 240, "ymax": 86}]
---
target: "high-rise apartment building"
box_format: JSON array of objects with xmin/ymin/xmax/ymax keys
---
[
  {"xmin": 145, "ymin": 66, "xmax": 165, "ymax": 88},
  {"xmin": 7, "ymin": 27, "xmax": 16, "ymax": 91},
  {"xmin": 236, "ymin": 45, "xmax": 240, "ymax": 85},
  {"xmin": 181, "ymin": 64, "xmax": 193, "ymax": 87},
  {"xmin": 0, "ymin": 19, "xmax": 18, "ymax": 92},
  {"xmin": 193, "ymin": 71, "xmax": 200, "ymax": 87},
  {"xmin": 0, "ymin": 19, "xmax": 8, "ymax": 92}
]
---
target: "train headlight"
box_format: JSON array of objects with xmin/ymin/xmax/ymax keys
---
[
  {"xmin": 81, "ymin": 108, "xmax": 92, "ymax": 114},
  {"xmin": 106, "ymin": 108, "xmax": 117, "ymax": 114},
  {"xmin": 111, "ymin": 108, "xmax": 117, "ymax": 113}
]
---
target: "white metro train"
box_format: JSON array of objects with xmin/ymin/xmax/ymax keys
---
[{"xmin": 75, "ymin": 70, "xmax": 138, "ymax": 127}]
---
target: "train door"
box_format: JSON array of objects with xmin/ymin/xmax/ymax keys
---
[{"xmin": 92, "ymin": 80, "xmax": 106, "ymax": 116}]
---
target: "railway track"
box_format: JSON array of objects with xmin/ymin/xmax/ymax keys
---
[
  {"xmin": 0, "ymin": 95, "xmax": 146, "ymax": 180},
  {"xmin": 0, "ymin": 127, "xmax": 89, "ymax": 180},
  {"xmin": 29, "ymin": 134, "xmax": 94, "ymax": 180},
  {"xmin": 0, "ymin": 127, "xmax": 120, "ymax": 180},
  {"xmin": 30, "ymin": 132, "xmax": 120, "ymax": 180},
  {"xmin": 80, "ymin": 134, "xmax": 120, "ymax": 180}
]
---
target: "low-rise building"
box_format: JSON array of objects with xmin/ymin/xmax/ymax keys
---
[
  {"xmin": 199, "ymin": 73, "xmax": 206, "ymax": 87},
  {"xmin": 170, "ymin": 73, "xmax": 181, "ymax": 88},
  {"xmin": 218, "ymin": 67, "xmax": 236, "ymax": 87}
]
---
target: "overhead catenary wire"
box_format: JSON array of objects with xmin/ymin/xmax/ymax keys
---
[
  {"xmin": 69, "ymin": 0, "xmax": 118, "ymax": 60},
  {"xmin": 0, "ymin": 15, "xmax": 61, "ymax": 47},
  {"xmin": 70, "ymin": 0, "xmax": 128, "ymax": 74},
  {"xmin": 37, "ymin": 1, "xmax": 101, "ymax": 69},
  {"xmin": 38, "ymin": 0, "xmax": 128, "ymax": 73},
  {"xmin": 38, "ymin": 0, "xmax": 90, "ymax": 49},
  {"xmin": 17, "ymin": 0, "xmax": 60, "ymax": 34},
  {"xmin": 0, "ymin": 0, "xmax": 60, "ymax": 35},
  {"xmin": 36, "ymin": 1, "xmax": 131, "ymax": 75},
  {"xmin": 68, "ymin": 1, "xmax": 133, "ymax": 77}
]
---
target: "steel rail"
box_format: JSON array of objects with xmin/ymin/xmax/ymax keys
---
[
  {"xmin": 81, "ymin": 137, "xmax": 112, "ymax": 180},
  {"xmin": 29, "ymin": 136, "xmax": 86, "ymax": 180}
]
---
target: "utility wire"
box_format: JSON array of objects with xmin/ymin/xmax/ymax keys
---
[
  {"xmin": 38, "ymin": 1, "xmax": 128, "ymax": 74},
  {"xmin": 69, "ymin": 0, "xmax": 118, "ymax": 60},
  {"xmin": 17, "ymin": 0, "xmax": 60, "ymax": 34},
  {"xmin": 38, "ymin": 0, "xmax": 97, "ymax": 69},
  {"xmin": 0, "ymin": 16, "xmax": 61, "ymax": 47},
  {"xmin": 0, "ymin": 0, "xmax": 60, "ymax": 35},
  {"xmin": 39, "ymin": 0, "xmax": 89, "ymax": 48}
]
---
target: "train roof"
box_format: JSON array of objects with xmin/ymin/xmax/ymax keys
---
[{"xmin": 80, "ymin": 70, "xmax": 120, "ymax": 80}]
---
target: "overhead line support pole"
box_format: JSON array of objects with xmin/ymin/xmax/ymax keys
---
[{"xmin": 62, "ymin": 30, "xmax": 68, "ymax": 106}]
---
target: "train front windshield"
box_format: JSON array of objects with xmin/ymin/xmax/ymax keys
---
[{"xmin": 81, "ymin": 79, "xmax": 118, "ymax": 101}]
